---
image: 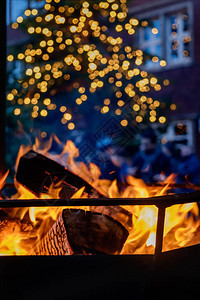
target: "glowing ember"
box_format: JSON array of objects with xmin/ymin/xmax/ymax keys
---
[{"xmin": 0, "ymin": 135, "xmax": 199, "ymax": 255}]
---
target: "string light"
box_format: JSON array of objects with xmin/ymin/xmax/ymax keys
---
[{"xmin": 7, "ymin": 0, "xmax": 168, "ymax": 129}]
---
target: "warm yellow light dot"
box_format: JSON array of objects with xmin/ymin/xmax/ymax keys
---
[
  {"xmin": 35, "ymin": 27, "xmax": 41, "ymax": 34},
  {"xmin": 40, "ymin": 109, "xmax": 48, "ymax": 117},
  {"xmin": 154, "ymin": 84, "xmax": 161, "ymax": 91},
  {"xmin": 61, "ymin": 118, "xmax": 67, "ymax": 124},
  {"xmin": 159, "ymin": 116, "xmax": 166, "ymax": 123},
  {"xmin": 133, "ymin": 104, "xmax": 140, "ymax": 111},
  {"xmin": 104, "ymin": 99, "xmax": 110, "ymax": 105},
  {"xmin": 68, "ymin": 7, "xmax": 75, "ymax": 13},
  {"xmin": 41, "ymin": 132, "xmax": 47, "ymax": 138},
  {"xmin": 149, "ymin": 116, "xmax": 156, "ymax": 122},
  {"xmin": 32, "ymin": 9, "xmax": 38, "ymax": 16},
  {"xmin": 65, "ymin": 39, "xmax": 72, "ymax": 45},
  {"xmin": 18, "ymin": 98, "xmax": 23, "ymax": 105},
  {"xmin": 123, "ymin": 60, "xmax": 130, "ymax": 68},
  {"xmin": 32, "ymin": 111, "xmax": 38, "ymax": 118},
  {"xmin": 83, "ymin": 1, "xmax": 89, "ymax": 8},
  {"xmin": 24, "ymin": 97, "xmax": 31, "ymax": 105},
  {"xmin": 28, "ymin": 27, "xmax": 35, "ymax": 34},
  {"xmin": 76, "ymin": 98, "xmax": 82, "ymax": 105},
  {"xmin": 160, "ymin": 60, "xmax": 167, "ymax": 67},
  {"xmin": 128, "ymin": 90, "xmax": 136, "ymax": 97},
  {"xmin": 81, "ymin": 95, "xmax": 87, "ymax": 101},
  {"xmin": 47, "ymin": 46, "xmax": 54, "ymax": 53},
  {"xmin": 136, "ymin": 116, "xmax": 143, "ymax": 123},
  {"xmin": 170, "ymin": 104, "xmax": 176, "ymax": 110},
  {"xmin": 25, "ymin": 56, "xmax": 32, "ymax": 63},
  {"xmin": 115, "ymin": 25, "xmax": 123, "ymax": 32},
  {"xmin": 22, "ymin": 82, "xmax": 28, "ymax": 88},
  {"xmin": 24, "ymin": 9, "xmax": 31, "ymax": 16},
  {"xmin": 68, "ymin": 122, "xmax": 75, "ymax": 130},
  {"xmin": 35, "ymin": 49, "xmax": 42, "ymax": 55},
  {"xmin": 117, "ymin": 12, "xmax": 124, "ymax": 19},
  {"xmin": 40, "ymin": 41, "xmax": 46, "ymax": 47},
  {"xmin": 14, "ymin": 108, "xmax": 21, "ymax": 115},
  {"xmin": 12, "ymin": 22, "xmax": 18, "ymax": 29},
  {"xmin": 43, "ymin": 28, "xmax": 49, "ymax": 35},
  {"xmin": 163, "ymin": 79, "xmax": 170, "ymax": 86},
  {"xmin": 101, "ymin": 106, "xmax": 109, "ymax": 114},
  {"xmin": 26, "ymin": 68, "xmax": 33, "ymax": 76},
  {"xmin": 17, "ymin": 16, "xmax": 23, "ymax": 23},
  {"xmin": 18, "ymin": 53, "xmax": 25, "ymax": 60},
  {"xmin": 150, "ymin": 110, "xmax": 156, "ymax": 116},
  {"xmin": 60, "ymin": 106, "xmax": 67, "ymax": 112},
  {"xmin": 89, "ymin": 63, "xmax": 97, "ymax": 70},
  {"xmin": 64, "ymin": 113, "xmax": 72, "ymax": 120},
  {"xmin": 44, "ymin": 4, "xmax": 51, "ymax": 10},
  {"xmin": 128, "ymin": 28, "xmax": 135, "ymax": 35},
  {"xmin": 121, "ymin": 120, "xmax": 128, "ymax": 127},
  {"xmin": 117, "ymin": 100, "xmax": 125, "ymax": 107},
  {"xmin": 152, "ymin": 56, "xmax": 159, "ymax": 63},
  {"xmin": 7, "ymin": 94, "xmax": 14, "ymax": 101},
  {"xmin": 141, "ymin": 21, "xmax": 148, "ymax": 27},
  {"xmin": 112, "ymin": 3, "xmax": 119, "ymax": 10},
  {"xmin": 35, "ymin": 72, "xmax": 42, "ymax": 79},
  {"xmin": 48, "ymin": 103, "xmax": 56, "ymax": 110},
  {"xmin": 43, "ymin": 98, "xmax": 51, "ymax": 105},
  {"xmin": 36, "ymin": 17, "xmax": 42, "ymax": 23},
  {"xmin": 116, "ymin": 81, "xmax": 122, "ymax": 87},
  {"xmin": 154, "ymin": 101, "xmax": 160, "ymax": 107},
  {"xmin": 78, "ymin": 87, "xmax": 85, "ymax": 94},
  {"xmin": 129, "ymin": 18, "xmax": 139, "ymax": 26},
  {"xmin": 152, "ymin": 28, "xmax": 158, "ymax": 34},
  {"xmin": 31, "ymin": 98, "xmax": 38, "ymax": 104},
  {"xmin": 42, "ymin": 54, "xmax": 49, "ymax": 61},
  {"xmin": 45, "ymin": 14, "xmax": 53, "ymax": 21},
  {"xmin": 150, "ymin": 77, "xmax": 158, "ymax": 85},
  {"xmin": 115, "ymin": 109, "xmax": 121, "ymax": 115},
  {"xmin": 33, "ymin": 66, "xmax": 40, "ymax": 73},
  {"xmin": 70, "ymin": 26, "xmax": 77, "ymax": 33},
  {"xmin": 116, "ymin": 91, "xmax": 122, "ymax": 98},
  {"xmin": 7, "ymin": 55, "xmax": 14, "ymax": 62},
  {"xmin": 135, "ymin": 58, "xmax": 142, "ymax": 65}
]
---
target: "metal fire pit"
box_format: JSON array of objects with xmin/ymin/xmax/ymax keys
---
[
  {"xmin": 1, "ymin": 3, "xmax": 200, "ymax": 298},
  {"xmin": 0, "ymin": 189, "xmax": 200, "ymax": 300}
]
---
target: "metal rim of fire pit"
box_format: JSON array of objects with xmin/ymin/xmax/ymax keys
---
[{"xmin": 1, "ymin": 183, "xmax": 200, "ymax": 256}]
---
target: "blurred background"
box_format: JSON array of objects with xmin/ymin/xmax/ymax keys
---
[{"xmin": 5, "ymin": 0, "xmax": 200, "ymax": 184}]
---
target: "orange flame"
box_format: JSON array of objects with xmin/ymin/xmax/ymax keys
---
[{"xmin": 0, "ymin": 135, "xmax": 199, "ymax": 255}]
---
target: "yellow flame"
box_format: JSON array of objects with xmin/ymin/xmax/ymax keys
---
[{"xmin": 0, "ymin": 135, "xmax": 199, "ymax": 255}]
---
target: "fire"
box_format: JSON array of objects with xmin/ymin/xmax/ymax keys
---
[{"xmin": 0, "ymin": 135, "xmax": 199, "ymax": 255}]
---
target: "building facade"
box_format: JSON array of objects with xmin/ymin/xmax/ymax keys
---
[{"xmin": 129, "ymin": 0, "xmax": 200, "ymax": 153}]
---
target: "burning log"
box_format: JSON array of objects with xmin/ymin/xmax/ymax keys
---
[
  {"xmin": 90, "ymin": 205, "xmax": 132, "ymax": 231},
  {"xmin": 16, "ymin": 150, "xmax": 105, "ymax": 198},
  {"xmin": 33, "ymin": 209, "xmax": 129, "ymax": 255}
]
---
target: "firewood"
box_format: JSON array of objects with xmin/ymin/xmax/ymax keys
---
[
  {"xmin": 90, "ymin": 205, "xmax": 133, "ymax": 231},
  {"xmin": 33, "ymin": 209, "xmax": 129, "ymax": 255},
  {"xmin": 16, "ymin": 150, "xmax": 105, "ymax": 199}
]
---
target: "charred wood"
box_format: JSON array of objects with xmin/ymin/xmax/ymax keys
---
[
  {"xmin": 33, "ymin": 209, "xmax": 129, "ymax": 255},
  {"xmin": 16, "ymin": 150, "xmax": 105, "ymax": 199}
]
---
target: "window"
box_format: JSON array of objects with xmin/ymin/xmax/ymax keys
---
[
  {"xmin": 137, "ymin": 2, "xmax": 193, "ymax": 70},
  {"xmin": 163, "ymin": 120, "xmax": 194, "ymax": 147},
  {"xmin": 139, "ymin": 17, "xmax": 162, "ymax": 68},
  {"xmin": 6, "ymin": 0, "xmax": 45, "ymax": 24}
]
